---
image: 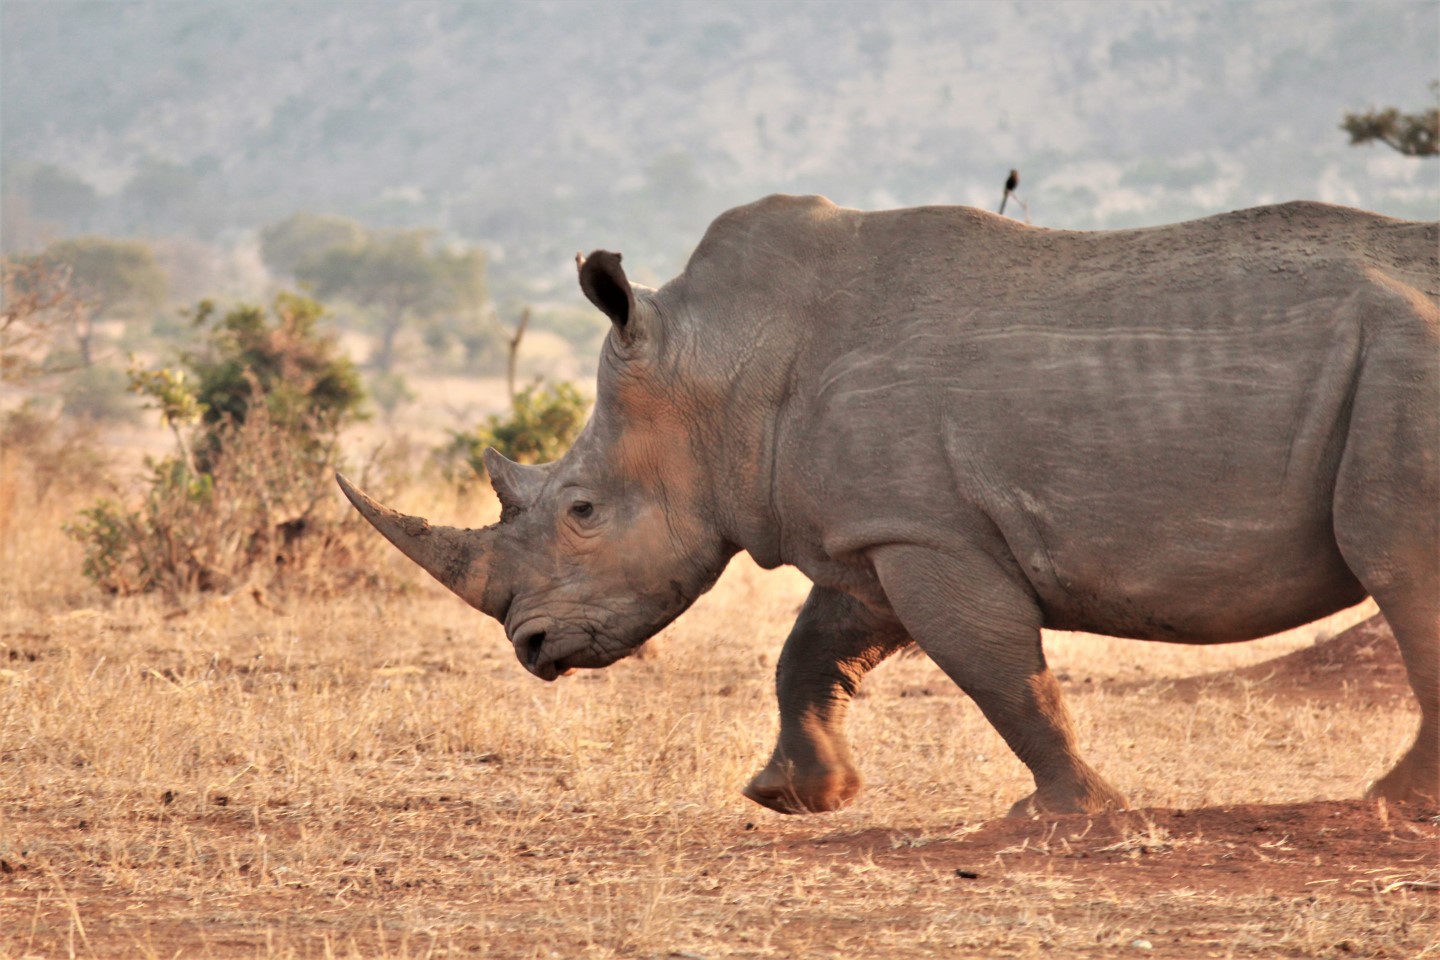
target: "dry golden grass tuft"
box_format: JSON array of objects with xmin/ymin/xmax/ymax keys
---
[{"xmin": 0, "ymin": 452, "xmax": 1433, "ymax": 958}]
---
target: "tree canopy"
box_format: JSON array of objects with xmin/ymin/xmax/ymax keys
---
[
  {"xmin": 1341, "ymin": 85, "xmax": 1439, "ymax": 157},
  {"xmin": 294, "ymin": 228, "xmax": 491, "ymax": 372},
  {"xmin": 37, "ymin": 236, "xmax": 166, "ymax": 316},
  {"xmin": 258, "ymin": 212, "xmax": 368, "ymax": 280},
  {"xmin": 31, "ymin": 236, "xmax": 167, "ymax": 364}
]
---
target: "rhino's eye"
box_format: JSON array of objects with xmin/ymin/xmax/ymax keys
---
[{"xmin": 569, "ymin": 500, "xmax": 594, "ymax": 520}]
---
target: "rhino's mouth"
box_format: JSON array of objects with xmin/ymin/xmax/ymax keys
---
[
  {"xmin": 510, "ymin": 603, "xmax": 685, "ymax": 680},
  {"xmin": 513, "ymin": 623, "xmax": 594, "ymax": 680},
  {"xmin": 522, "ymin": 630, "xmax": 567, "ymax": 680},
  {"xmin": 523, "ymin": 631, "xmax": 546, "ymax": 669}
]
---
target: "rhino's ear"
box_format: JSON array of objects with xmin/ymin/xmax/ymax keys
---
[
  {"xmin": 483, "ymin": 448, "xmax": 545, "ymax": 519},
  {"xmin": 577, "ymin": 250, "xmax": 635, "ymax": 335}
]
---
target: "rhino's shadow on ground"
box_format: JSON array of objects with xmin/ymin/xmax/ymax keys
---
[
  {"xmin": 889, "ymin": 612, "xmax": 1410, "ymax": 705},
  {"xmin": 1092, "ymin": 613, "xmax": 1409, "ymax": 706},
  {"xmin": 771, "ymin": 796, "xmax": 1438, "ymax": 901},
  {"xmin": 798, "ymin": 613, "xmax": 1433, "ymax": 902}
]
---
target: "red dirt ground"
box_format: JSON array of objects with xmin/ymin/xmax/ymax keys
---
[
  {"xmin": 3, "ymin": 615, "xmax": 1434, "ymax": 958},
  {"xmin": 7, "ymin": 797, "xmax": 1433, "ymax": 958},
  {"xmin": 787, "ymin": 798, "xmax": 1438, "ymax": 901}
]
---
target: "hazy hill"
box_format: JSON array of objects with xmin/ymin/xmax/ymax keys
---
[{"xmin": 3, "ymin": 0, "xmax": 1436, "ymax": 289}]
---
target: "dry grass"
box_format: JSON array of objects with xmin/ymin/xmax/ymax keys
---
[{"xmin": 0, "ymin": 446, "xmax": 1432, "ymax": 959}]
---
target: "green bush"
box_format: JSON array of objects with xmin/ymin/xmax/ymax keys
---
[
  {"xmin": 181, "ymin": 292, "xmax": 366, "ymax": 471},
  {"xmin": 441, "ymin": 382, "xmax": 589, "ymax": 480},
  {"xmin": 68, "ymin": 294, "xmax": 381, "ymax": 597},
  {"xmin": 68, "ymin": 404, "xmax": 356, "ymax": 595}
]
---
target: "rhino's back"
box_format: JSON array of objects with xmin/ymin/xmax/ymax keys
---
[
  {"xmin": 852, "ymin": 199, "xmax": 1436, "ymax": 322},
  {"xmin": 684, "ymin": 195, "xmax": 1437, "ymax": 336},
  {"xmin": 743, "ymin": 199, "xmax": 1439, "ymax": 642}
]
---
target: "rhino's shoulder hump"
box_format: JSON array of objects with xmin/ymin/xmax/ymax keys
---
[
  {"xmin": 1262, "ymin": 198, "xmax": 1437, "ymax": 228},
  {"xmin": 702, "ymin": 194, "xmax": 841, "ymax": 239},
  {"xmin": 736, "ymin": 193, "xmax": 841, "ymax": 217},
  {"xmin": 682, "ymin": 195, "xmax": 849, "ymax": 278}
]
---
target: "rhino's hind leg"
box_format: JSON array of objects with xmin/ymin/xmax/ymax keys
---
[
  {"xmin": 1362, "ymin": 604, "xmax": 1439, "ymax": 806},
  {"xmin": 1342, "ymin": 542, "xmax": 1439, "ymax": 805},
  {"xmin": 1332, "ymin": 300, "xmax": 1440, "ymax": 807},
  {"xmin": 744, "ymin": 586, "xmax": 910, "ymax": 814},
  {"xmin": 1335, "ymin": 498, "xmax": 1440, "ymax": 807},
  {"xmin": 871, "ymin": 544, "xmax": 1128, "ymax": 818}
]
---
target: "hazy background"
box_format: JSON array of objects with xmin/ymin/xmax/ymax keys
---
[
  {"xmin": 6, "ymin": 1, "xmax": 1437, "ymax": 275},
  {"xmin": 2, "ymin": 0, "xmax": 1437, "ymax": 409}
]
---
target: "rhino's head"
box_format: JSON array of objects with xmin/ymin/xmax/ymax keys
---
[{"xmin": 339, "ymin": 250, "xmax": 734, "ymax": 680}]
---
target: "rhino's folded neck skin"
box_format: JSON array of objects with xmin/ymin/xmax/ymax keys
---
[
  {"xmin": 650, "ymin": 296, "xmax": 809, "ymax": 575},
  {"xmin": 590, "ymin": 311, "xmax": 738, "ymax": 578}
]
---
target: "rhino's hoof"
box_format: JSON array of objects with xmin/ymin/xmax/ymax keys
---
[
  {"xmin": 1365, "ymin": 762, "xmax": 1440, "ymax": 808},
  {"xmin": 742, "ymin": 766, "xmax": 861, "ymax": 815},
  {"xmin": 1006, "ymin": 781, "xmax": 1130, "ymax": 819}
]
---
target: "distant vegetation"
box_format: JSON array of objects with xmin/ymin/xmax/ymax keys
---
[
  {"xmin": 4, "ymin": 240, "xmax": 591, "ymax": 598},
  {"xmin": 439, "ymin": 381, "xmax": 590, "ymax": 483},
  {"xmin": 2, "ymin": 204, "xmax": 597, "ymax": 484}
]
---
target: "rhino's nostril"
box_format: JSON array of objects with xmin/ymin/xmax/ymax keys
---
[{"xmin": 524, "ymin": 631, "xmax": 546, "ymax": 668}]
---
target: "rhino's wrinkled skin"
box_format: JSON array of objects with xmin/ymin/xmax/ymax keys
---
[{"xmin": 341, "ymin": 196, "xmax": 1439, "ymax": 816}]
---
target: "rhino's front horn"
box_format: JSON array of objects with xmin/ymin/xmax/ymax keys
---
[{"xmin": 336, "ymin": 473, "xmax": 501, "ymax": 619}]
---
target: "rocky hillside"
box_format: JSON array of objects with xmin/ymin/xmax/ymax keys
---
[{"xmin": 4, "ymin": 1, "xmax": 1435, "ymax": 285}]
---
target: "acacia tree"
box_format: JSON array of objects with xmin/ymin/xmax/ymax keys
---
[
  {"xmin": 33, "ymin": 237, "xmax": 166, "ymax": 364},
  {"xmin": 1341, "ymin": 84, "xmax": 1439, "ymax": 157},
  {"xmin": 296, "ymin": 229, "xmax": 489, "ymax": 372},
  {"xmin": 258, "ymin": 212, "xmax": 368, "ymax": 281},
  {"xmin": 0, "ymin": 257, "xmax": 82, "ymax": 384}
]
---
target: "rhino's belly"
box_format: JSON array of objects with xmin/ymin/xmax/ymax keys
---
[{"xmin": 1022, "ymin": 517, "xmax": 1368, "ymax": 644}]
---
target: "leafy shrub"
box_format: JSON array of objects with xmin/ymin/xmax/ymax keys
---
[
  {"xmin": 180, "ymin": 293, "xmax": 366, "ymax": 472},
  {"xmin": 67, "ymin": 294, "xmax": 386, "ymax": 597},
  {"xmin": 69, "ymin": 402, "xmax": 376, "ymax": 595},
  {"xmin": 440, "ymin": 381, "xmax": 589, "ymax": 480}
]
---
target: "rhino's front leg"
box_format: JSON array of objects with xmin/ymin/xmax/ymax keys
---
[
  {"xmin": 743, "ymin": 585, "xmax": 910, "ymax": 814},
  {"xmin": 871, "ymin": 543, "xmax": 1128, "ymax": 817}
]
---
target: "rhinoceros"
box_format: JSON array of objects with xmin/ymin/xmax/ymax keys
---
[{"xmin": 340, "ymin": 195, "xmax": 1438, "ymax": 816}]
